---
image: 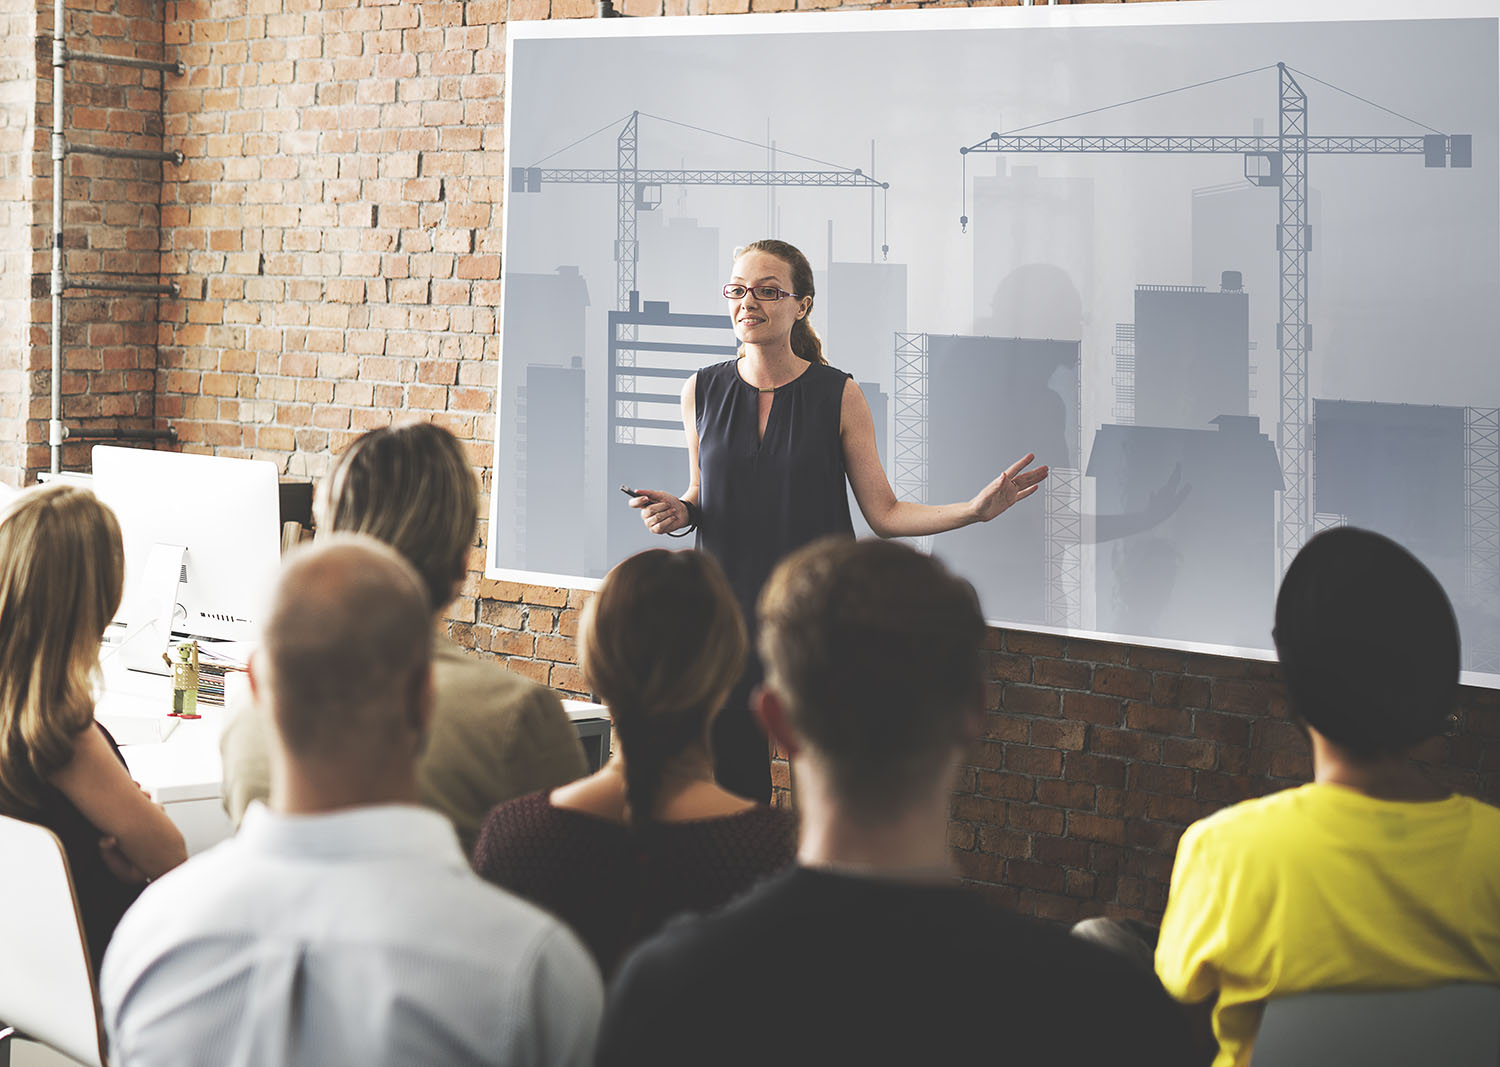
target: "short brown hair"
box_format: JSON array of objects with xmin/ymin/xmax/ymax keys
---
[
  {"xmin": 757, "ymin": 538, "xmax": 984, "ymax": 817},
  {"xmin": 263, "ymin": 535, "xmax": 434, "ymax": 762},
  {"xmin": 316, "ymin": 422, "xmax": 477, "ymax": 613}
]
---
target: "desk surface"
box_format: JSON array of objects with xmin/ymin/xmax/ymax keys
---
[{"xmin": 97, "ymin": 651, "xmax": 609, "ymax": 838}]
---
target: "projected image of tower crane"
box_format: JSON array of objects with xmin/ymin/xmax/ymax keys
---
[
  {"xmin": 953, "ymin": 62, "xmax": 1472, "ymax": 574},
  {"xmin": 512, "ymin": 111, "xmax": 891, "ymax": 444}
]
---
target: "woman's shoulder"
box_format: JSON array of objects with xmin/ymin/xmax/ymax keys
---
[
  {"xmin": 800, "ymin": 360, "xmax": 853, "ymax": 396},
  {"xmin": 694, "ymin": 359, "xmax": 740, "ymax": 393},
  {"xmin": 475, "ymin": 790, "xmax": 613, "ymax": 861}
]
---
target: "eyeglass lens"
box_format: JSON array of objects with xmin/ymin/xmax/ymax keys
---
[{"xmin": 723, "ymin": 285, "xmax": 791, "ymax": 301}]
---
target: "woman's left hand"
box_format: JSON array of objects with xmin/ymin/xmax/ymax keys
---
[{"xmin": 969, "ymin": 453, "xmax": 1050, "ymax": 523}]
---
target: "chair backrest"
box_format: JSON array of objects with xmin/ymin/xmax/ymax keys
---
[
  {"xmin": 0, "ymin": 813, "xmax": 107, "ymax": 1067},
  {"xmin": 1252, "ymin": 984, "xmax": 1500, "ymax": 1067}
]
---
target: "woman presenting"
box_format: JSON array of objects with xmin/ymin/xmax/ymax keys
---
[{"xmin": 631, "ymin": 238, "xmax": 1048, "ymax": 802}]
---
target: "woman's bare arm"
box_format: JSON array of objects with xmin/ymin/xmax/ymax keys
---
[
  {"xmin": 51, "ymin": 723, "xmax": 187, "ymax": 880},
  {"xmin": 842, "ymin": 379, "xmax": 1048, "ymax": 538}
]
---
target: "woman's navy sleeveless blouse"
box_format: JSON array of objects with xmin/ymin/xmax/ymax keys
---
[{"xmin": 695, "ymin": 358, "xmax": 856, "ymax": 626}]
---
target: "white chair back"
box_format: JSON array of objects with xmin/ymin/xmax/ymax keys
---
[
  {"xmin": 0, "ymin": 813, "xmax": 107, "ymax": 1067},
  {"xmin": 1252, "ymin": 984, "xmax": 1500, "ymax": 1067}
]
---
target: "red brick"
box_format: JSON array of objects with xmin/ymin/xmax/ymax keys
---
[
  {"xmin": 1006, "ymin": 803, "xmax": 1063, "ymax": 834},
  {"xmin": 1124, "ymin": 702, "xmax": 1192, "ymax": 735},
  {"xmin": 1036, "ymin": 779, "xmax": 1095, "ymax": 811},
  {"xmin": 1003, "ymin": 746, "xmax": 1063, "ymax": 777},
  {"xmin": 979, "ymin": 827, "xmax": 1031, "ymax": 859},
  {"xmin": 1094, "ymin": 665, "xmax": 1153, "ymax": 700},
  {"xmin": 951, "ymin": 795, "xmax": 1008, "ymax": 826},
  {"xmin": 1161, "ymin": 737, "xmax": 1218, "ymax": 769},
  {"xmin": 947, "ymin": 821, "xmax": 976, "ymax": 851},
  {"xmin": 973, "ymin": 771, "xmax": 1035, "ymax": 802},
  {"xmin": 1063, "ymin": 752, "xmax": 1128, "ymax": 789},
  {"xmin": 1004, "ymin": 630, "xmax": 1068, "ymax": 657},
  {"xmin": 1029, "ymin": 719, "xmax": 1086, "ymax": 750},
  {"xmin": 995, "ymin": 683, "xmax": 1060, "ymax": 718},
  {"xmin": 1128, "ymin": 762, "xmax": 1194, "ymax": 796},
  {"xmin": 1067, "ymin": 813, "xmax": 1126, "ymax": 844},
  {"xmin": 988, "ymin": 651, "xmax": 1032, "ymax": 683},
  {"xmin": 535, "ymin": 634, "xmax": 576, "ymax": 663},
  {"xmin": 1065, "ymin": 638, "xmax": 1129, "ymax": 665},
  {"xmin": 1062, "ymin": 691, "xmax": 1123, "ymax": 725},
  {"xmin": 1089, "ymin": 727, "xmax": 1161, "ymax": 761},
  {"xmin": 979, "ymin": 712, "xmax": 1028, "ymax": 743},
  {"xmin": 1212, "ymin": 678, "xmax": 1273, "ymax": 714},
  {"xmin": 1033, "ymin": 657, "xmax": 1090, "ymax": 689},
  {"xmin": 1193, "ymin": 709, "xmax": 1252, "ymax": 746}
]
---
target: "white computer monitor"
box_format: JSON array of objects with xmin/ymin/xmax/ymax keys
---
[{"xmin": 92, "ymin": 447, "xmax": 282, "ymax": 663}]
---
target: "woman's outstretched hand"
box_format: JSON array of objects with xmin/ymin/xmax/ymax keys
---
[
  {"xmin": 629, "ymin": 488, "xmax": 689, "ymax": 535},
  {"xmin": 969, "ymin": 453, "xmax": 1050, "ymax": 524}
]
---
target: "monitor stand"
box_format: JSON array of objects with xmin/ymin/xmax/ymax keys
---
[{"xmin": 119, "ymin": 542, "xmax": 186, "ymax": 677}]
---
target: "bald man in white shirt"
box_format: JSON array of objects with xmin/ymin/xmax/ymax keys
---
[{"xmin": 101, "ymin": 536, "xmax": 602, "ymax": 1067}]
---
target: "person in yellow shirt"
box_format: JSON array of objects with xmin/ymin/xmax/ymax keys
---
[{"xmin": 1154, "ymin": 527, "xmax": 1500, "ymax": 1067}]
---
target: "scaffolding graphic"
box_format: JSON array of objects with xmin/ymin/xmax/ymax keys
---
[
  {"xmin": 1466, "ymin": 406, "xmax": 1500, "ymax": 674},
  {"xmin": 1112, "ymin": 323, "xmax": 1136, "ymax": 424},
  {"xmin": 892, "ymin": 331, "xmax": 930, "ymax": 506},
  {"xmin": 513, "ymin": 384, "xmax": 529, "ymax": 558},
  {"xmin": 1044, "ymin": 466, "xmax": 1083, "ymax": 628}
]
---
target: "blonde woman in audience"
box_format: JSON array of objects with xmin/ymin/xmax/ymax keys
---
[
  {"xmin": 472, "ymin": 548, "xmax": 796, "ymax": 977},
  {"xmin": 0, "ymin": 485, "xmax": 186, "ymax": 971},
  {"xmin": 220, "ymin": 422, "xmax": 587, "ymax": 854}
]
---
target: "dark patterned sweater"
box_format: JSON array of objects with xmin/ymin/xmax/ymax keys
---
[{"xmin": 471, "ymin": 791, "xmax": 796, "ymax": 978}]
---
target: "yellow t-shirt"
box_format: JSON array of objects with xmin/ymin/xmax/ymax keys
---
[{"xmin": 1155, "ymin": 782, "xmax": 1500, "ymax": 1067}]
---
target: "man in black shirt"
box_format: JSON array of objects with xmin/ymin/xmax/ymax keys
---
[{"xmin": 599, "ymin": 539, "xmax": 1195, "ymax": 1067}]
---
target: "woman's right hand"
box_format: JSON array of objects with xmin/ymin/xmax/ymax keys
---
[{"xmin": 629, "ymin": 488, "xmax": 689, "ymax": 535}]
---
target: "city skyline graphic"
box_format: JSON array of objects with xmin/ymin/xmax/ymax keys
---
[{"xmin": 491, "ymin": 2, "xmax": 1500, "ymax": 685}]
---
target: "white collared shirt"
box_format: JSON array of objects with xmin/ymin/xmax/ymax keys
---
[{"xmin": 101, "ymin": 802, "xmax": 602, "ymax": 1067}]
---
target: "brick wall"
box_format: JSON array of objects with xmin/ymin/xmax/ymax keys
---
[
  {"xmin": 952, "ymin": 632, "xmax": 1500, "ymax": 922},
  {"xmin": 8, "ymin": 0, "xmax": 1500, "ymax": 925},
  {"xmin": 0, "ymin": 0, "xmax": 34, "ymax": 488},
  {"xmin": 10, "ymin": 0, "xmax": 167, "ymax": 480}
]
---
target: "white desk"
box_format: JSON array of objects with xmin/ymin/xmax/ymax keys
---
[
  {"xmin": 97, "ymin": 654, "xmax": 611, "ymax": 856},
  {"xmin": 96, "ymin": 654, "xmax": 234, "ymax": 856}
]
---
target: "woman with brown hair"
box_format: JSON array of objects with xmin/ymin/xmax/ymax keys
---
[
  {"xmin": 219, "ymin": 422, "xmax": 586, "ymax": 855},
  {"xmin": 472, "ymin": 548, "xmax": 795, "ymax": 977},
  {"xmin": 630, "ymin": 238, "xmax": 1050, "ymax": 803},
  {"xmin": 0, "ymin": 484, "xmax": 186, "ymax": 970}
]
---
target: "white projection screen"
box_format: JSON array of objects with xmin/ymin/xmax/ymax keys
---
[{"xmin": 489, "ymin": 0, "xmax": 1500, "ymax": 687}]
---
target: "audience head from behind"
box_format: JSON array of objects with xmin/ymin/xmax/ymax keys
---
[
  {"xmin": 0, "ymin": 484, "xmax": 123, "ymax": 813},
  {"xmin": 472, "ymin": 547, "xmax": 795, "ymax": 981},
  {"xmin": 755, "ymin": 537, "xmax": 985, "ymax": 827},
  {"xmin": 581, "ymin": 548, "xmax": 747, "ymax": 826},
  {"xmin": 1273, "ymin": 526, "xmax": 1459, "ymax": 764},
  {"xmin": 316, "ymin": 421, "xmax": 478, "ymax": 614},
  {"xmin": 251, "ymin": 534, "xmax": 435, "ymax": 813}
]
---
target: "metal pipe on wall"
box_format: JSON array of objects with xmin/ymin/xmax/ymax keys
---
[
  {"xmin": 69, "ymin": 143, "xmax": 183, "ymax": 165},
  {"xmin": 50, "ymin": 0, "xmax": 64, "ymax": 474}
]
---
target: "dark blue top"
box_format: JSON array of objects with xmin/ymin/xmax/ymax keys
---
[{"xmin": 695, "ymin": 358, "xmax": 856, "ymax": 622}]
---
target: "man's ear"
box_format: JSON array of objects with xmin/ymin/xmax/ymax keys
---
[
  {"xmin": 247, "ymin": 649, "xmax": 264, "ymax": 706},
  {"xmin": 753, "ymin": 684, "xmax": 800, "ymax": 758}
]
